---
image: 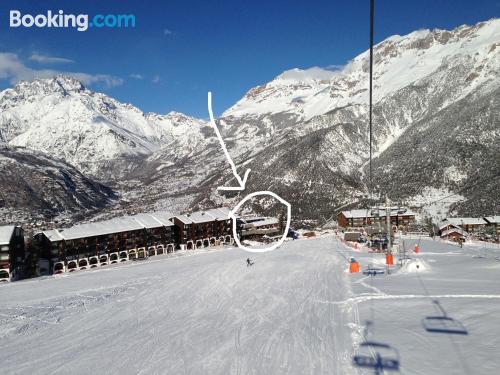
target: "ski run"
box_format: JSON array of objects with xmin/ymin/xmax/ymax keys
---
[{"xmin": 1, "ymin": 234, "xmax": 500, "ymax": 374}]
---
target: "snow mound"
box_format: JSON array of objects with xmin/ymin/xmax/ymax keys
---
[{"xmin": 399, "ymin": 258, "xmax": 430, "ymax": 273}]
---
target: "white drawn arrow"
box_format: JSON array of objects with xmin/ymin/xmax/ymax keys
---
[{"xmin": 208, "ymin": 91, "xmax": 251, "ymax": 191}]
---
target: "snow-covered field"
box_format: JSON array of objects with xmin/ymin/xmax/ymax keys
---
[{"xmin": 1, "ymin": 235, "xmax": 499, "ymax": 374}]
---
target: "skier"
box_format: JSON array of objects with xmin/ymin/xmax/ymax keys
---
[{"xmin": 246, "ymin": 258, "xmax": 254, "ymax": 267}]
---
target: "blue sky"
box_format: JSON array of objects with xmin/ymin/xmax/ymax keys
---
[{"xmin": 0, "ymin": 0, "xmax": 498, "ymax": 118}]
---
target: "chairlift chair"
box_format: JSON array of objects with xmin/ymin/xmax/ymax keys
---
[{"xmin": 353, "ymin": 341, "xmax": 400, "ymax": 371}]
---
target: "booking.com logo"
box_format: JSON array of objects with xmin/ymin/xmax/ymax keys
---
[{"xmin": 9, "ymin": 10, "xmax": 136, "ymax": 32}]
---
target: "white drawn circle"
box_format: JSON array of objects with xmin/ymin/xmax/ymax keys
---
[{"xmin": 230, "ymin": 191, "xmax": 291, "ymax": 253}]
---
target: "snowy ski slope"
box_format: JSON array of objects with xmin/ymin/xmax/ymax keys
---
[{"xmin": 1, "ymin": 236, "xmax": 500, "ymax": 374}]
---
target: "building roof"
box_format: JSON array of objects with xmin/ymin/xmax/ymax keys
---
[
  {"xmin": 443, "ymin": 217, "xmax": 488, "ymax": 226},
  {"xmin": 438, "ymin": 221, "xmax": 461, "ymax": 231},
  {"xmin": 173, "ymin": 214, "xmax": 193, "ymax": 225},
  {"xmin": 339, "ymin": 207, "xmax": 417, "ymax": 219},
  {"xmin": 131, "ymin": 213, "xmax": 174, "ymax": 228},
  {"xmin": 0, "ymin": 225, "xmax": 16, "ymax": 245},
  {"xmin": 204, "ymin": 207, "xmax": 231, "ymax": 221},
  {"xmin": 151, "ymin": 211, "xmax": 176, "ymax": 225},
  {"xmin": 241, "ymin": 217, "xmax": 279, "ymax": 227},
  {"xmin": 41, "ymin": 207, "xmax": 229, "ymax": 242},
  {"xmin": 41, "ymin": 229, "xmax": 64, "ymax": 242},
  {"xmin": 441, "ymin": 228, "xmax": 469, "ymax": 238},
  {"xmin": 188, "ymin": 210, "xmax": 217, "ymax": 224},
  {"xmin": 42, "ymin": 212, "xmax": 174, "ymax": 242},
  {"xmin": 253, "ymin": 218, "xmax": 279, "ymax": 227},
  {"xmin": 55, "ymin": 217, "xmax": 144, "ymax": 241},
  {"xmin": 484, "ymin": 216, "xmax": 500, "ymax": 224}
]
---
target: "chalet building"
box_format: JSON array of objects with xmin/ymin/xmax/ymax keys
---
[
  {"xmin": 440, "ymin": 218, "xmax": 488, "ymax": 234},
  {"xmin": 35, "ymin": 213, "xmax": 174, "ymax": 274},
  {"xmin": 172, "ymin": 208, "xmax": 233, "ymax": 250},
  {"xmin": 484, "ymin": 216, "xmax": 500, "ymax": 237},
  {"xmin": 0, "ymin": 225, "xmax": 25, "ymax": 281},
  {"xmin": 440, "ymin": 227, "xmax": 468, "ymax": 242},
  {"xmin": 238, "ymin": 217, "xmax": 280, "ymax": 239},
  {"xmin": 337, "ymin": 207, "xmax": 416, "ymax": 229}
]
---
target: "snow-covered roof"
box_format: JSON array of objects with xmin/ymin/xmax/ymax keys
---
[
  {"xmin": 0, "ymin": 226, "xmax": 16, "ymax": 245},
  {"xmin": 241, "ymin": 217, "xmax": 279, "ymax": 227},
  {"xmin": 188, "ymin": 210, "xmax": 217, "ymax": 224},
  {"xmin": 443, "ymin": 217, "xmax": 487, "ymax": 226},
  {"xmin": 131, "ymin": 213, "xmax": 174, "ymax": 229},
  {"xmin": 440, "ymin": 228, "xmax": 468, "ymax": 238},
  {"xmin": 340, "ymin": 209, "xmax": 372, "ymax": 219},
  {"xmin": 43, "ymin": 212, "xmax": 174, "ymax": 241},
  {"xmin": 204, "ymin": 207, "xmax": 231, "ymax": 221},
  {"xmin": 253, "ymin": 218, "xmax": 279, "ymax": 227},
  {"xmin": 438, "ymin": 221, "xmax": 461, "ymax": 231},
  {"xmin": 340, "ymin": 207, "xmax": 417, "ymax": 219},
  {"xmin": 173, "ymin": 214, "xmax": 193, "ymax": 225},
  {"xmin": 55, "ymin": 217, "xmax": 144, "ymax": 241},
  {"xmin": 41, "ymin": 207, "xmax": 231, "ymax": 241},
  {"xmin": 484, "ymin": 216, "xmax": 500, "ymax": 224}
]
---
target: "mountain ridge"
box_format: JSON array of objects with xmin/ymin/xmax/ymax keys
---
[{"xmin": 0, "ymin": 18, "xmax": 499, "ymax": 225}]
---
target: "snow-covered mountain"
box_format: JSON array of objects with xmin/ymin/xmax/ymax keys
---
[
  {"xmin": 207, "ymin": 18, "xmax": 500, "ymax": 222},
  {"xmin": 0, "ymin": 19, "xmax": 498, "ymax": 224},
  {"xmin": 224, "ymin": 19, "xmax": 499, "ymax": 122},
  {"xmin": 0, "ymin": 76, "xmax": 211, "ymax": 176}
]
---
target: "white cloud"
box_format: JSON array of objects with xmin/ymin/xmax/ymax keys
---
[
  {"xmin": 29, "ymin": 53, "xmax": 74, "ymax": 64},
  {"xmin": 163, "ymin": 28, "xmax": 173, "ymax": 36},
  {"xmin": 0, "ymin": 52, "xmax": 123, "ymax": 88},
  {"xmin": 129, "ymin": 73, "xmax": 143, "ymax": 79},
  {"xmin": 152, "ymin": 75, "xmax": 160, "ymax": 83}
]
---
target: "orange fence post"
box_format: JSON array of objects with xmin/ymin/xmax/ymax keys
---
[{"xmin": 386, "ymin": 253, "xmax": 394, "ymax": 266}]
